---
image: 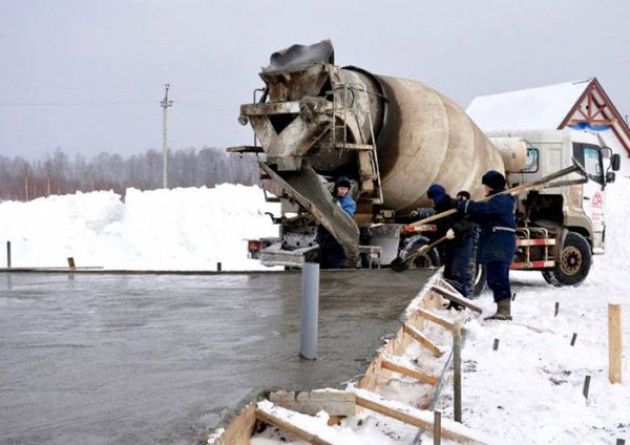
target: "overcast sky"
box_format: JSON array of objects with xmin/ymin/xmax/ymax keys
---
[{"xmin": 1, "ymin": 0, "xmax": 629, "ymax": 160}]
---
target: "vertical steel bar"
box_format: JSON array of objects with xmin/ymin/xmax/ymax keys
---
[{"xmin": 299, "ymin": 263, "xmax": 320, "ymax": 360}]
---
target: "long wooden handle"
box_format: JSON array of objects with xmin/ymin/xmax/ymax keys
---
[
  {"xmin": 405, "ymin": 234, "xmax": 449, "ymax": 262},
  {"xmin": 409, "ymin": 164, "xmax": 584, "ymax": 228}
]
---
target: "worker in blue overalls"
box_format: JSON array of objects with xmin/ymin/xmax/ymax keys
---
[
  {"xmin": 317, "ymin": 176, "xmax": 356, "ymax": 269},
  {"xmin": 457, "ymin": 170, "xmax": 516, "ymax": 320}
]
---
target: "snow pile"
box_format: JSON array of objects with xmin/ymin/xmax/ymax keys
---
[{"xmin": 0, "ymin": 184, "xmax": 280, "ymax": 270}]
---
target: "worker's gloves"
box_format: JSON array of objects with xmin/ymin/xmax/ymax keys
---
[{"xmin": 445, "ymin": 228, "xmax": 455, "ymax": 240}]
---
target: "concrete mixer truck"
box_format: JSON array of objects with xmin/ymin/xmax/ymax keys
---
[{"xmin": 229, "ymin": 41, "xmax": 620, "ymax": 287}]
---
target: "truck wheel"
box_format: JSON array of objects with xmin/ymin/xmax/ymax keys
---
[
  {"xmin": 390, "ymin": 237, "xmax": 441, "ymax": 272},
  {"xmin": 543, "ymin": 232, "xmax": 591, "ymax": 286},
  {"xmin": 541, "ymin": 270, "xmax": 561, "ymax": 287},
  {"xmin": 410, "ymin": 248, "xmax": 441, "ymax": 269}
]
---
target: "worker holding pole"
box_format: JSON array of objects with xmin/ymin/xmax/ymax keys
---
[
  {"xmin": 426, "ymin": 184, "xmax": 477, "ymax": 300},
  {"xmin": 457, "ymin": 170, "xmax": 516, "ymax": 320}
]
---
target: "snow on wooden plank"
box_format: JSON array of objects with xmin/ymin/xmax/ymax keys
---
[
  {"xmin": 353, "ymin": 388, "xmax": 488, "ymax": 444},
  {"xmin": 431, "ymin": 285, "xmax": 483, "ymax": 314},
  {"xmin": 255, "ymin": 400, "xmax": 362, "ymax": 445}
]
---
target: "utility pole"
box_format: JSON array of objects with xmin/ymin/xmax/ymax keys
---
[{"xmin": 161, "ymin": 84, "xmax": 173, "ymax": 189}]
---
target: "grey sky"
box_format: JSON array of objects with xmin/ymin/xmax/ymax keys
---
[{"xmin": 1, "ymin": 0, "xmax": 629, "ymax": 159}]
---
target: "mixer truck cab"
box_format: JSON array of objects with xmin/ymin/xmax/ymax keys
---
[{"xmin": 489, "ymin": 128, "xmax": 620, "ymax": 285}]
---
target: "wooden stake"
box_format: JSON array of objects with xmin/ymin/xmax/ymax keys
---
[
  {"xmin": 609, "ymin": 303, "xmax": 623, "ymax": 384},
  {"xmin": 583, "ymin": 375, "xmax": 591, "ymax": 400},
  {"xmin": 67, "ymin": 257, "xmax": 76, "ymax": 268},
  {"xmin": 570, "ymin": 333, "xmax": 578, "ymax": 346},
  {"xmin": 554, "ymin": 302, "xmax": 559, "ymax": 317},
  {"xmin": 493, "ymin": 338, "xmax": 500, "ymax": 351},
  {"xmin": 434, "ymin": 410, "xmax": 442, "ymax": 445}
]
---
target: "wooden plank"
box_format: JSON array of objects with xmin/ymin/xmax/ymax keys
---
[
  {"xmin": 609, "ymin": 303, "xmax": 623, "ymax": 384},
  {"xmin": 403, "ymin": 323, "xmax": 444, "ymax": 357},
  {"xmin": 417, "ymin": 308, "xmax": 455, "ymax": 331},
  {"xmin": 354, "ymin": 389, "xmax": 487, "ymax": 444},
  {"xmin": 255, "ymin": 402, "xmax": 341, "ymax": 445},
  {"xmin": 381, "ymin": 354, "xmax": 439, "ymax": 385},
  {"xmin": 207, "ymin": 402, "xmax": 256, "ymax": 445},
  {"xmin": 431, "ymin": 286, "xmax": 483, "ymax": 314}
]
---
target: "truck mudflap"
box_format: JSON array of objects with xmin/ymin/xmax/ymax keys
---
[{"xmin": 260, "ymin": 163, "xmax": 360, "ymax": 266}]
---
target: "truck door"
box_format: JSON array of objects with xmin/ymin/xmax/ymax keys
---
[{"xmin": 575, "ymin": 144, "xmax": 606, "ymax": 251}]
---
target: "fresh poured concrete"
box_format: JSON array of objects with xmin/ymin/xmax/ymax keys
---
[{"xmin": 0, "ymin": 269, "xmax": 433, "ymax": 444}]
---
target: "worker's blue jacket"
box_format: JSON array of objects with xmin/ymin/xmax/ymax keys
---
[{"xmin": 457, "ymin": 192, "xmax": 516, "ymax": 263}]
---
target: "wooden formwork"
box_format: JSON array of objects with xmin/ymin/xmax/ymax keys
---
[{"xmin": 207, "ymin": 274, "xmax": 487, "ymax": 444}]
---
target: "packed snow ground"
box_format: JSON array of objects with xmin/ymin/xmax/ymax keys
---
[{"xmin": 1, "ymin": 179, "xmax": 629, "ymax": 444}]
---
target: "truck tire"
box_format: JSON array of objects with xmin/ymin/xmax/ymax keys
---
[
  {"xmin": 391, "ymin": 236, "xmax": 441, "ymax": 272},
  {"xmin": 541, "ymin": 232, "xmax": 591, "ymax": 287}
]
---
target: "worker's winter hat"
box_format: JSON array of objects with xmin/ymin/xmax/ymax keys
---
[
  {"xmin": 427, "ymin": 184, "xmax": 446, "ymax": 199},
  {"xmin": 427, "ymin": 183, "xmax": 446, "ymax": 200},
  {"xmin": 482, "ymin": 170, "xmax": 506, "ymax": 190},
  {"xmin": 335, "ymin": 176, "xmax": 351, "ymax": 189}
]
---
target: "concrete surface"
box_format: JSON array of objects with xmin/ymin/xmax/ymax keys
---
[{"xmin": 0, "ymin": 269, "xmax": 433, "ymax": 444}]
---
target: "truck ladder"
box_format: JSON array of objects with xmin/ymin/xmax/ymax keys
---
[{"xmin": 329, "ymin": 81, "xmax": 383, "ymax": 204}]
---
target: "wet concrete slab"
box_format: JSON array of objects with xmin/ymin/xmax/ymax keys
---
[{"xmin": 0, "ymin": 269, "xmax": 433, "ymax": 444}]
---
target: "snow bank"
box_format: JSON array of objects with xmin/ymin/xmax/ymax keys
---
[{"xmin": 0, "ymin": 184, "xmax": 280, "ymax": 270}]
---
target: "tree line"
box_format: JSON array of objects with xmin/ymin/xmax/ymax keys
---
[{"xmin": 0, "ymin": 147, "xmax": 263, "ymax": 201}]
